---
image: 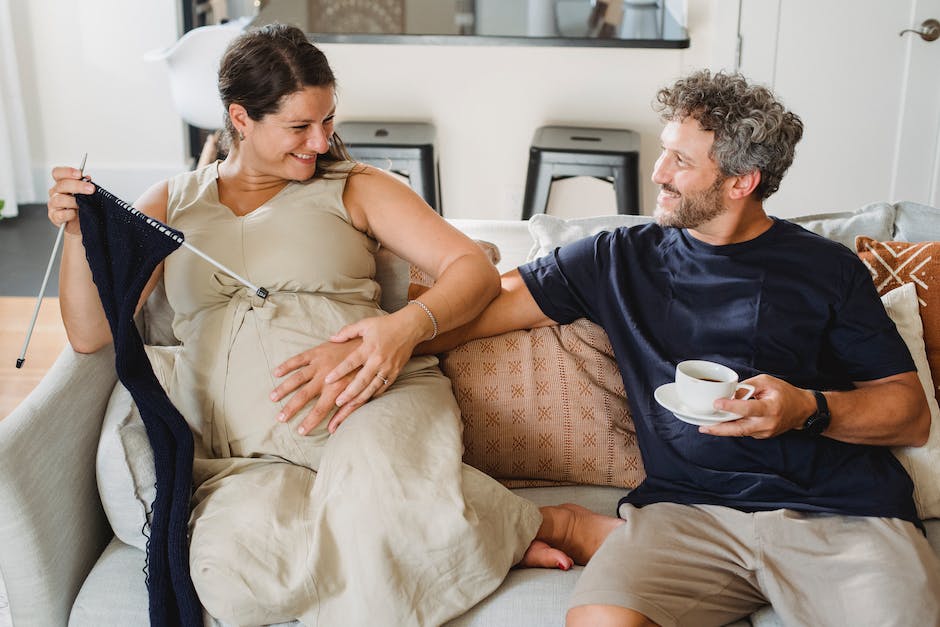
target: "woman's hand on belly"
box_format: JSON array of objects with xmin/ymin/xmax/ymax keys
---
[
  {"xmin": 271, "ymin": 338, "xmax": 366, "ymax": 435},
  {"xmin": 322, "ymin": 311, "xmax": 429, "ymax": 406}
]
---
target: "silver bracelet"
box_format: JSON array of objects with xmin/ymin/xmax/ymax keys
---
[{"xmin": 409, "ymin": 299, "xmax": 439, "ymax": 340}]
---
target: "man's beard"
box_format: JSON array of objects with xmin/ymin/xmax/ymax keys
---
[{"xmin": 654, "ymin": 175, "xmax": 727, "ymax": 229}]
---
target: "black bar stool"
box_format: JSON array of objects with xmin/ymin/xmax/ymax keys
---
[
  {"xmin": 521, "ymin": 126, "xmax": 641, "ymax": 219},
  {"xmin": 336, "ymin": 121, "xmax": 441, "ymax": 214}
]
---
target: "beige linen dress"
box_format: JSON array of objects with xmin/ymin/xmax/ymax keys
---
[{"xmin": 160, "ymin": 162, "xmax": 541, "ymax": 627}]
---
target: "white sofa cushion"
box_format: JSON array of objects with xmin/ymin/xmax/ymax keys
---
[
  {"xmin": 96, "ymin": 345, "xmax": 181, "ymax": 550},
  {"xmin": 0, "ymin": 574, "xmax": 9, "ymax": 627},
  {"xmin": 525, "ymin": 213, "xmax": 653, "ymax": 261},
  {"xmin": 96, "ymin": 384, "xmax": 153, "ymax": 552},
  {"xmin": 788, "ymin": 202, "xmax": 895, "ymax": 248},
  {"xmin": 449, "ymin": 218, "xmax": 534, "ymax": 272},
  {"xmin": 524, "ymin": 204, "xmax": 898, "ymax": 261},
  {"xmin": 882, "ymin": 283, "xmax": 940, "ymax": 519},
  {"xmin": 894, "ymin": 201, "xmax": 940, "ymax": 243}
]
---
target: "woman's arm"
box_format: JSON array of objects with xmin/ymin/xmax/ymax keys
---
[
  {"xmin": 49, "ymin": 167, "xmax": 167, "ymax": 353},
  {"xmin": 415, "ymin": 269, "xmax": 557, "ymax": 355},
  {"xmin": 334, "ymin": 167, "xmax": 501, "ymax": 390},
  {"xmin": 347, "ymin": 165, "xmax": 501, "ymax": 329},
  {"xmin": 271, "ymin": 166, "xmax": 500, "ymax": 434}
]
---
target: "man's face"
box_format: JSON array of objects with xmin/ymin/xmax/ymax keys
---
[{"xmin": 651, "ymin": 117, "xmax": 728, "ymax": 229}]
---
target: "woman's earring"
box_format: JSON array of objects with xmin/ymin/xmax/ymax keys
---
[{"xmin": 237, "ymin": 130, "xmax": 245, "ymax": 141}]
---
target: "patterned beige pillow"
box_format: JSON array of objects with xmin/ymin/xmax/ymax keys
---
[
  {"xmin": 856, "ymin": 237, "xmax": 940, "ymax": 404},
  {"xmin": 439, "ymin": 319, "xmax": 645, "ymax": 489}
]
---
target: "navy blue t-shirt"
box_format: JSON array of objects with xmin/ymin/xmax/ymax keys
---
[{"xmin": 519, "ymin": 218, "xmax": 920, "ymax": 525}]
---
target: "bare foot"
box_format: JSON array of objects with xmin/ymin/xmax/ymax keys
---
[
  {"xmin": 519, "ymin": 539, "xmax": 574, "ymax": 570},
  {"xmin": 536, "ymin": 503, "xmax": 624, "ymax": 565}
]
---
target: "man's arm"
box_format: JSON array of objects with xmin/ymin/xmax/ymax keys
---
[
  {"xmin": 707, "ymin": 371, "xmax": 930, "ymax": 447},
  {"xmin": 416, "ymin": 269, "xmax": 558, "ymax": 354}
]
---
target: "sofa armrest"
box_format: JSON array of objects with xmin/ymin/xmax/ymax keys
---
[{"xmin": 0, "ymin": 345, "xmax": 117, "ymax": 627}]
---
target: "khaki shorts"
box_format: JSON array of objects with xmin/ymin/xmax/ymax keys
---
[{"xmin": 570, "ymin": 502, "xmax": 940, "ymax": 627}]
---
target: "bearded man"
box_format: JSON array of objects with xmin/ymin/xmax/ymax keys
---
[{"xmin": 418, "ymin": 70, "xmax": 940, "ymax": 626}]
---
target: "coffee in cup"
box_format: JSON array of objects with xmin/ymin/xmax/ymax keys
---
[{"xmin": 675, "ymin": 360, "xmax": 755, "ymax": 415}]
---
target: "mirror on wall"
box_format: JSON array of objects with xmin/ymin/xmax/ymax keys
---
[{"xmin": 189, "ymin": 0, "xmax": 689, "ymax": 48}]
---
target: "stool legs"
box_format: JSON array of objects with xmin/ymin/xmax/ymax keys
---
[
  {"xmin": 522, "ymin": 126, "xmax": 641, "ymax": 219},
  {"xmin": 612, "ymin": 155, "xmax": 641, "ymax": 216},
  {"xmin": 522, "ymin": 155, "xmax": 555, "ymax": 219}
]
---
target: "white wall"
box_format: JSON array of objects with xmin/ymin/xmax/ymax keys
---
[
  {"xmin": 15, "ymin": 0, "xmax": 737, "ymax": 218},
  {"xmin": 13, "ymin": 0, "xmax": 187, "ymax": 203}
]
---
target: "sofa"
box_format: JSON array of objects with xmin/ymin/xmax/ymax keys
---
[{"xmin": 3, "ymin": 201, "xmax": 940, "ymax": 627}]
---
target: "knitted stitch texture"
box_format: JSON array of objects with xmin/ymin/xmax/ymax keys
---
[{"xmin": 77, "ymin": 186, "xmax": 200, "ymax": 626}]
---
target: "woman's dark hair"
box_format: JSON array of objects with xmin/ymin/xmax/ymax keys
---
[{"xmin": 218, "ymin": 23, "xmax": 351, "ymax": 175}]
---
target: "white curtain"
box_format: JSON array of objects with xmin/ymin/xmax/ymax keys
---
[{"xmin": 0, "ymin": 0, "xmax": 36, "ymax": 218}]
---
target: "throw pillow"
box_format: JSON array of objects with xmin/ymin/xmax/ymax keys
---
[
  {"xmin": 856, "ymin": 237, "xmax": 940, "ymax": 406},
  {"xmin": 96, "ymin": 383, "xmax": 155, "ymax": 551},
  {"xmin": 526, "ymin": 213, "xmax": 653, "ymax": 261},
  {"xmin": 96, "ymin": 345, "xmax": 177, "ymax": 550},
  {"xmin": 893, "ymin": 201, "xmax": 940, "ymax": 243},
  {"xmin": 881, "ymin": 283, "xmax": 940, "ymax": 519},
  {"xmin": 439, "ymin": 319, "xmax": 645, "ymax": 489},
  {"xmin": 788, "ymin": 202, "xmax": 895, "ymax": 249}
]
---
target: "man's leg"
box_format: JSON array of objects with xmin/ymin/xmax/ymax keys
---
[
  {"xmin": 567, "ymin": 605, "xmax": 658, "ymax": 627},
  {"xmin": 758, "ymin": 511, "xmax": 940, "ymax": 626},
  {"xmin": 568, "ymin": 503, "xmax": 767, "ymax": 627}
]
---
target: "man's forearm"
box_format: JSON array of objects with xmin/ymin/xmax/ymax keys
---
[
  {"xmin": 416, "ymin": 269, "xmax": 556, "ymax": 354},
  {"xmin": 825, "ymin": 372, "xmax": 930, "ymax": 447}
]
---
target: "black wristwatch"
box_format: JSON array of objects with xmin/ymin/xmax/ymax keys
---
[{"xmin": 801, "ymin": 390, "xmax": 831, "ymax": 436}]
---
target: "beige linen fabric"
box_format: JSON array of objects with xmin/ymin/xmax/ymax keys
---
[
  {"xmin": 572, "ymin": 502, "xmax": 940, "ymax": 627},
  {"xmin": 163, "ymin": 163, "xmax": 541, "ymax": 626}
]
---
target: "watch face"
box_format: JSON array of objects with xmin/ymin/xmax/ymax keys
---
[
  {"xmin": 802, "ymin": 390, "xmax": 831, "ymax": 435},
  {"xmin": 310, "ymin": 0, "xmax": 404, "ymax": 34},
  {"xmin": 804, "ymin": 412, "xmax": 831, "ymax": 436}
]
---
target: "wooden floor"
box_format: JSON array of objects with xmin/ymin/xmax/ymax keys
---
[{"xmin": 0, "ymin": 297, "xmax": 68, "ymax": 419}]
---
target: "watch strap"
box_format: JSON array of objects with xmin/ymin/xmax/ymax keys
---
[{"xmin": 802, "ymin": 390, "xmax": 831, "ymax": 435}]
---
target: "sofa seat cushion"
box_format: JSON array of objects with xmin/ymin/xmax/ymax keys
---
[
  {"xmin": 68, "ymin": 496, "xmax": 940, "ymax": 627},
  {"xmin": 73, "ymin": 486, "xmax": 763, "ymax": 627},
  {"xmin": 70, "ymin": 538, "xmax": 151, "ymax": 627}
]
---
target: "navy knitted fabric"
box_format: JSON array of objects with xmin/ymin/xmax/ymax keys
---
[{"xmin": 76, "ymin": 186, "xmax": 200, "ymax": 627}]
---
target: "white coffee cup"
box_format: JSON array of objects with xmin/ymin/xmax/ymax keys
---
[{"xmin": 675, "ymin": 360, "xmax": 755, "ymax": 415}]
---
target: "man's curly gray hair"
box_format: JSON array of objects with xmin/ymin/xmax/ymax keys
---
[{"xmin": 655, "ymin": 70, "xmax": 804, "ymax": 200}]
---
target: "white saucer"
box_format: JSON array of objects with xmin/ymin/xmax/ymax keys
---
[{"xmin": 653, "ymin": 383, "xmax": 743, "ymax": 426}]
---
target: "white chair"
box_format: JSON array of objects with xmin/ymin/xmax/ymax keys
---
[{"xmin": 144, "ymin": 17, "xmax": 252, "ymax": 131}]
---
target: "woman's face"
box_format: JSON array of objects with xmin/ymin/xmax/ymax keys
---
[{"xmin": 243, "ymin": 85, "xmax": 336, "ymax": 181}]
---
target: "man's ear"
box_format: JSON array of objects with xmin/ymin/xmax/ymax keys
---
[
  {"xmin": 228, "ymin": 103, "xmax": 249, "ymax": 135},
  {"xmin": 728, "ymin": 170, "xmax": 761, "ymax": 200}
]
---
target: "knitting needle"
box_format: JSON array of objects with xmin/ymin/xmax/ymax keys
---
[
  {"xmin": 91, "ymin": 184, "xmax": 269, "ymax": 300},
  {"xmin": 16, "ymin": 153, "xmax": 87, "ymax": 368}
]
